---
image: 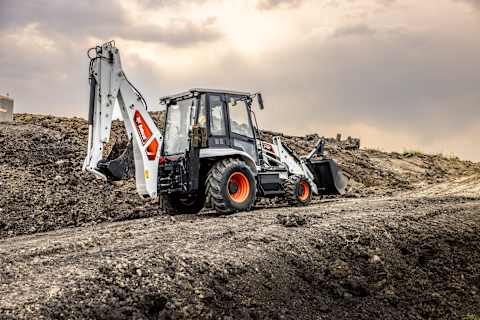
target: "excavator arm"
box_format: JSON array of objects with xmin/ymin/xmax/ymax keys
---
[{"xmin": 83, "ymin": 41, "xmax": 162, "ymax": 198}]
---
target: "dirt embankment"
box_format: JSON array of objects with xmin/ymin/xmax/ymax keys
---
[
  {"xmin": 1, "ymin": 114, "xmax": 479, "ymax": 319},
  {"xmin": 0, "ymin": 114, "xmax": 479, "ymax": 238},
  {"xmin": 0, "ymin": 115, "xmax": 160, "ymax": 238}
]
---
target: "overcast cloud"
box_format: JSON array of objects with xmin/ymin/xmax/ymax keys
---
[{"xmin": 0, "ymin": 0, "xmax": 479, "ymax": 161}]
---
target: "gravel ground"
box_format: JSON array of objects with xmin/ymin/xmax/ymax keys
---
[
  {"xmin": 0, "ymin": 114, "xmax": 479, "ymax": 319},
  {"xmin": 0, "ymin": 195, "xmax": 479, "ymax": 319}
]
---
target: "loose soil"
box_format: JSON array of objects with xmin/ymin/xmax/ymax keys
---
[{"xmin": 0, "ymin": 114, "xmax": 479, "ymax": 319}]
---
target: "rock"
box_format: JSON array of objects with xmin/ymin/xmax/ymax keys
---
[
  {"xmin": 276, "ymin": 214, "xmax": 307, "ymax": 227},
  {"xmin": 54, "ymin": 175, "xmax": 68, "ymax": 185},
  {"xmin": 111, "ymin": 180, "xmax": 124, "ymax": 187},
  {"xmin": 369, "ymin": 254, "xmax": 382, "ymax": 264}
]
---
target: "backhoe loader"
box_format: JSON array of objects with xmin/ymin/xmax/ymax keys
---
[{"xmin": 83, "ymin": 41, "xmax": 346, "ymax": 214}]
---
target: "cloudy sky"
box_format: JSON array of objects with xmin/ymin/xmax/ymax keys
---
[{"xmin": 1, "ymin": 0, "xmax": 479, "ymax": 161}]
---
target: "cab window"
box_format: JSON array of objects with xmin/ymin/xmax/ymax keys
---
[
  {"xmin": 228, "ymin": 96, "xmax": 254, "ymax": 138},
  {"xmin": 209, "ymin": 95, "xmax": 226, "ymax": 136}
]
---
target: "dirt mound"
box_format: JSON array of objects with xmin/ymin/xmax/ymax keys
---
[
  {"xmin": 0, "ymin": 115, "xmax": 161, "ymax": 238},
  {"xmin": 0, "ymin": 114, "xmax": 478, "ymax": 238}
]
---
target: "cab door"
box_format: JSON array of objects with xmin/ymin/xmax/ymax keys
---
[
  {"xmin": 225, "ymin": 94, "xmax": 258, "ymax": 164},
  {"xmin": 207, "ymin": 93, "xmax": 230, "ymax": 147}
]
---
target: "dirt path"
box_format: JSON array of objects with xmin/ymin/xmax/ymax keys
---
[
  {"xmin": 1, "ymin": 195, "xmax": 479, "ymax": 319},
  {"xmin": 405, "ymin": 174, "xmax": 480, "ymax": 198}
]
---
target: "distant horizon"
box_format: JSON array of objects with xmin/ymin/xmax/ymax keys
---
[{"xmin": 11, "ymin": 110, "xmax": 478, "ymax": 163}]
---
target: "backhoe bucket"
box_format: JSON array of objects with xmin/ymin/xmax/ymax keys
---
[{"xmin": 308, "ymin": 159, "xmax": 347, "ymax": 195}]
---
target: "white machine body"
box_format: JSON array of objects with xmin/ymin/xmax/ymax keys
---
[{"xmin": 83, "ymin": 41, "xmax": 346, "ymax": 203}]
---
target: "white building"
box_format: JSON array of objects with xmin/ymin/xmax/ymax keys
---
[{"xmin": 0, "ymin": 95, "xmax": 14, "ymax": 122}]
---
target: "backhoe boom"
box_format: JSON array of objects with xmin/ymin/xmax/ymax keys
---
[{"xmin": 83, "ymin": 41, "xmax": 162, "ymax": 198}]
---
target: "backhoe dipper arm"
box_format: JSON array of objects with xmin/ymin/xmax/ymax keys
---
[{"xmin": 83, "ymin": 41, "xmax": 162, "ymax": 198}]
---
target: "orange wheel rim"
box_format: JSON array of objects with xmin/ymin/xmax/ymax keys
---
[
  {"xmin": 298, "ymin": 181, "xmax": 310, "ymax": 201},
  {"xmin": 227, "ymin": 172, "xmax": 250, "ymax": 203}
]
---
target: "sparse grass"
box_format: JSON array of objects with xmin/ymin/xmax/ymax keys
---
[
  {"xmin": 463, "ymin": 315, "xmax": 480, "ymax": 320},
  {"xmin": 402, "ymin": 149, "xmax": 424, "ymax": 157}
]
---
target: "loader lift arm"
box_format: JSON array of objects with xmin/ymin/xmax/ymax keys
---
[{"xmin": 83, "ymin": 41, "xmax": 162, "ymax": 198}]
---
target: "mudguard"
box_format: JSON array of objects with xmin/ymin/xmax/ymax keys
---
[{"xmin": 199, "ymin": 148, "xmax": 258, "ymax": 174}]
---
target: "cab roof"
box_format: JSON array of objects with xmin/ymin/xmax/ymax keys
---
[{"xmin": 159, "ymin": 88, "xmax": 252, "ymax": 104}]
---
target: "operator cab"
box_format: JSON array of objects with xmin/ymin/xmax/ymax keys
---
[{"xmin": 160, "ymin": 88, "xmax": 261, "ymax": 163}]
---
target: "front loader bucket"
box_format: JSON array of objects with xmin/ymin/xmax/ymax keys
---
[{"xmin": 308, "ymin": 159, "xmax": 347, "ymax": 195}]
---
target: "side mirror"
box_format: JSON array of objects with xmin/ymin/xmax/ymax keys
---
[{"xmin": 257, "ymin": 93, "xmax": 264, "ymax": 110}]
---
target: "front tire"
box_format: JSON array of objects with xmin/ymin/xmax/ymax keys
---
[
  {"xmin": 283, "ymin": 175, "xmax": 313, "ymax": 206},
  {"xmin": 205, "ymin": 158, "xmax": 257, "ymax": 214},
  {"xmin": 161, "ymin": 192, "xmax": 205, "ymax": 215}
]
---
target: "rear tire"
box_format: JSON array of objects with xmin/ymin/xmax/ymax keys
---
[
  {"xmin": 283, "ymin": 175, "xmax": 312, "ymax": 206},
  {"xmin": 205, "ymin": 158, "xmax": 257, "ymax": 214},
  {"xmin": 161, "ymin": 192, "xmax": 205, "ymax": 215}
]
